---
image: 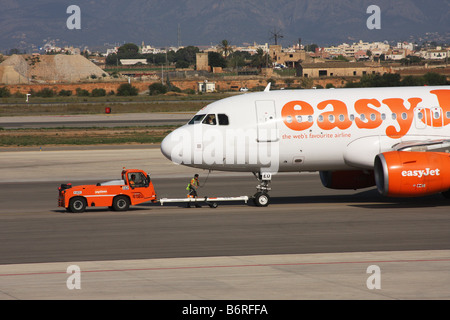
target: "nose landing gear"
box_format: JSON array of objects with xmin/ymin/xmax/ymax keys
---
[{"xmin": 252, "ymin": 172, "xmax": 272, "ymax": 207}]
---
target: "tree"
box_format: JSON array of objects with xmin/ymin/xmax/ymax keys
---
[
  {"xmin": 146, "ymin": 53, "xmax": 168, "ymax": 65},
  {"xmin": 218, "ymin": 40, "xmax": 233, "ymax": 59},
  {"xmin": 175, "ymin": 60, "xmax": 190, "ymax": 69},
  {"xmin": 400, "ymin": 76, "xmax": 424, "ymax": 86},
  {"xmin": 174, "ymin": 46, "xmax": 199, "ymax": 65},
  {"xmin": 208, "ymin": 52, "xmax": 227, "ymax": 68},
  {"xmin": 304, "ymin": 44, "xmax": 318, "ymax": 52},
  {"xmin": 106, "ymin": 43, "xmax": 143, "ymax": 65},
  {"xmin": 346, "ymin": 73, "xmax": 402, "ymax": 88},
  {"xmin": 423, "ymin": 72, "xmax": 447, "ymax": 85},
  {"xmin": 117, "ymin": 43, "xmax": 140, "ymax": 56},
  {"xmin": 251, "ymin": 48, "xmax": 271, "ymax": 68},
  {"xmin": 228, "ymin": 51, "xmax": 251, "ymax": 69},
  {"xmin": 8, "ymin": 48, "xmax": 20, "ymax": 55}
]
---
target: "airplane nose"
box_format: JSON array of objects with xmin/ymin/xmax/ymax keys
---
[{"xmin": 160, "ymin": 132, "xmax": 174, "ymax": 161}]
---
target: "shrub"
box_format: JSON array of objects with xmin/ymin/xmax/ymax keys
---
[
  {"xmin": 91, "ymin": 88, "xmax": 106, "ymax": 97},
  {"xmin": 116, "ymin": 83, "xmax": 139, "ymax": 96},
  {"xmin": 183, "ymin": 88, "xmax": 195, "ymax": 95},
  {"xmin": 35, "ymin": 88, "xmax": 56, "ymax": 98},
  {"xmin": 169, "ymin": 85, "xmax": 181, "ymax": 93},
  {"xmin": 148, "ymin": 83, "xmax": 168, "ymax": 96},
  {"xmin": 0, "ymin": 86, "xmax": 11, "ymax": 98},
  {"xmin": 76, "ymin": 88, "xmax": 90, "ymax": 97},
  {"xmin": 13, "ymin": 91, "xmax": 25, "ymax": 98},
  {"xmin": 58, "ymin": 89, "xmax": 72, "ymax": 96}
]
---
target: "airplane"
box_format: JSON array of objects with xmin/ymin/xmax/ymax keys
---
[{"xmin": 160, "ymin": 84, "xmax": 450, "ymax": 206}]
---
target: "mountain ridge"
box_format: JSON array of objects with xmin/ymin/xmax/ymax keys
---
[{"xmin": 1, "ymin": 0, "xmax": 448, "ymax": 51}]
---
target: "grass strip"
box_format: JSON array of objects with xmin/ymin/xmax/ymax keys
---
[
  {"xmin": 0, "ymin": 126, "xmax": 177, "ymax": 147},
  {"xmin": 0, "ymin": 101, "xmax": 204, "ymax": 117}
]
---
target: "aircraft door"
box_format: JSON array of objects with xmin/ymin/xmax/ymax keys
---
[
  {"xmin": 430, "ymin": 107, "xmax": 443, "ymax": 129},
  {"xmin": 255, "ymin": 100, "xmax": 279, "ymax": 142}
]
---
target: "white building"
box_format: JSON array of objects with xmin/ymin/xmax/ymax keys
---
[
  {"xmin": 323, "ymin": 46, "xmax": 345, "ymax": 56},
  {"xmin": 106, "ymin": 47, "xmax": 118, "ymax": 56},
  {"xmin": 198, "ymin": 80, "xmax": 215, "ymax": 93},
  {"xmin": 397, "ymin": 42, "xmax": 415, "ymax": 51},
  {"xmin": 120, "ymin": 59, "xmax": 148, "ymax": 65},
  {"xmin": 385, "ymin": 49, "xmax": 406, "ymax": 60},
  {"xmin": 420, "ymin": 49, "xmax": 448, "ymax": 60}
]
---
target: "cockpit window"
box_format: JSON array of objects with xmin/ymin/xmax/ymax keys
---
[
  {"xmin": 203, "ymin": 114, "xmax": 217, "ymax": 125},
  {"xmin": 188, "ymin": 114, "xmax": 206, "ymax": 125},
  {"xmin": 218, "ymin": 114, "xmax": 229, "ymax": 125}
]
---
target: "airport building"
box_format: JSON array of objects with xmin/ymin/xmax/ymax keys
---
[{"xmin": 299, "ymin": 61, "xmax": 385, "ymax": 78}]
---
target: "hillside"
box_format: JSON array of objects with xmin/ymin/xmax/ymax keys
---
[{"xmin": 0, "ymin": 0, "xmax": 448, "ymax": 51}]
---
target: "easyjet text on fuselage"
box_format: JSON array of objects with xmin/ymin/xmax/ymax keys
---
[{"xmin": 281, "ymin": 89, "xmax": 450, "ymax": 139}]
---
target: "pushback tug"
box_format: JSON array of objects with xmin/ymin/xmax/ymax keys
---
[{"xmin": 58, "ymin": 168, "xmax": 248, "ymax": 213}]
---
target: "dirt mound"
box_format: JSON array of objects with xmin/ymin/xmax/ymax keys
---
[
  {"xmin": 0, "ymin": 54, "xmax": 107, "ymax": 84},
  {"xmin": 0, "ymin": 55, "xmax": 29, "ymax": 84}
]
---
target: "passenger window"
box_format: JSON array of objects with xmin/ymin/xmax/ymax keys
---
[
  {"xmin": 392, "ymin": 113, "xmax": 397, "ymax": 120},
  {"xmin": 402, "ymin": 113, "xmax": 407, "ymax": 120},
  {"xmin": 446, "ymin": 111, "xmax": 450, "ymax": 119},
  {"xmin": 203, "ymin": 114, "xmax": 217, "ymax": 125},
  {"xmin": 218, "ymin": 114, "xmax": 229, "ymax": 125},
  {"xmin": 296, "ymin": 115, "xmax": 302, "ymax": 123},
  {"xmin": 349, "ymin": 114, "xmax": 355, "ymax": 121},
  {"xmin": 188, "ymin": 114, "xmax": 206, "ymax": 125}
]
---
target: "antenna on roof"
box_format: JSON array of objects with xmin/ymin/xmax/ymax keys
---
[{"xmin": 264, "ymin": 83, "xmax": 271, "ymax": 92}]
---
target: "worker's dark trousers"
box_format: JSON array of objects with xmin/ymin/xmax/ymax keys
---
[{"xmin": 187, "ymin": 189, "xmax": 200, "ymax": 208}]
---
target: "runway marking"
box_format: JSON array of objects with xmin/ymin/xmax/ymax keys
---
[{"xmin": 1, "ymin": 257, "xmax": 450, "ymax": 277}]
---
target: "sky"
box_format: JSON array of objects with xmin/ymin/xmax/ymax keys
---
[{"xmin": 0, "ymin": 0, "xmax": 448, "ymax": 52}]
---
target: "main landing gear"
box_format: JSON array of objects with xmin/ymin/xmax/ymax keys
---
[{"xmin": 252, "ymin": 172, "xmax": 272, "ymax": 207}]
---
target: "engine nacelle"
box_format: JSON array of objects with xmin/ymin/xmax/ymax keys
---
[
  {"xmin": 319, "ymin": 170, "xmax": 375, "ymax": 190},
  {"xmin": 374, "ymin": 151, "xmax": 450, "ymax": 197}
]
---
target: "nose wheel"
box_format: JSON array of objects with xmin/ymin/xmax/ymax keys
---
[
  {"xmin": 253, "ymin": 192, "xmax": 270, "ymax": 207},
  {"xmin": 252, "ymin": 172, "xmax": 272, "ymax": 207}
]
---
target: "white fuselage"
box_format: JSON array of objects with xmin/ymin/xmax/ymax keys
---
[{"xmin": 161, "ymin": 86, "xmax": 450, "ymax": 174}]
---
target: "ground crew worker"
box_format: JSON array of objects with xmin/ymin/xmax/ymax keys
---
[{"xmin": 186, "ymin": 174, "xmax": 201, "ymax": 208}]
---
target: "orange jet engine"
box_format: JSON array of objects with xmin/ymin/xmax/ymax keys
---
[{"xmin": 374, "ymin": 151, "xmax": 450, "ymax": 197}]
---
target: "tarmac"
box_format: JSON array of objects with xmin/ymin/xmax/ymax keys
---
[
  {"xmin": 0, "ymin": 146, "xmax": 449, "ymax": 301},
  {"xmin": 1, "ymin": 250, "xmax": 449, "ymax": 300}
]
